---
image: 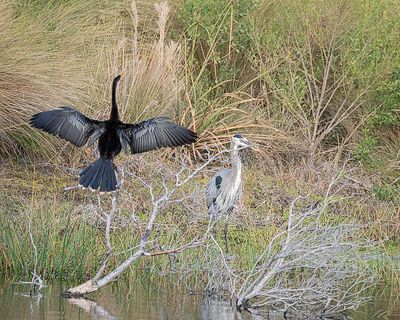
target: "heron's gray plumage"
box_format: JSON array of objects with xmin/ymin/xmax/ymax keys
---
[
  {"xmin": 206, "ymin": 135, "xmax": 251, "ymax": 217},
  {"xmin": 205, "ymin": 168, "xmax": 232, "ymax": 210}
]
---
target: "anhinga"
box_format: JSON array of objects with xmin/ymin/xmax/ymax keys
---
[{"xmin": 30, "ymin": 75, "xmax": 198, "ymax": 192}]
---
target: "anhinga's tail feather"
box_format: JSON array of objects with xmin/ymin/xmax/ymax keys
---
[{"xmin": 79, "ymin": 158, "xmax": 118, "ymax": 192}]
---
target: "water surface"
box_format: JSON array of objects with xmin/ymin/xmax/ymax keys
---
[{"xmin": 0, "ymin": 280, "xmax": 398, "ymax": 319}]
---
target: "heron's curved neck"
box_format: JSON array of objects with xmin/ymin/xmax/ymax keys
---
[
  {"xmin": 230, "ymin": 145, "xmax": 242, "ymax": 173},
  {"xmin": 110, "ymin": 76, "xmax": 121, "ymax": 121}
]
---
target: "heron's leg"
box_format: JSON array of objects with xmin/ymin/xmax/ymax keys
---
[
  {"xmin": 224, "ymin": 220, "xmax": 229, "ymax": 254},
  {"xmin": 212, "ymin": 219, "xmax": 217, "ymax": 238},
  {"xmin": 210, "ymin": 206, "xmax": 218, "ymax": 239}
]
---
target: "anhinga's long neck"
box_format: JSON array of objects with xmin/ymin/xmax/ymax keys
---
[{"xmin": 110, "ymin": 75, "xmax": 121, "ymax": 121}]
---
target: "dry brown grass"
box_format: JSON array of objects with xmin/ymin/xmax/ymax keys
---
[
  {"xmin": 0, "ymin": 0, "xmax": 127, "ymax": 158},
  {"xmin": 116, "ymin": 1, "xmax": 184, "ymax": 123},
  {"xmin": 0, "ymin": 0, "xmax": 199, "ymax": 160}
]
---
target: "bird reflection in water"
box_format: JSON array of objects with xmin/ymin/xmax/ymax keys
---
[{"xmin": 67, "ymin": 297, "xmax": 118, "ymax": 320}]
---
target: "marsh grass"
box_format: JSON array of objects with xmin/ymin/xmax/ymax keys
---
[
  {"xmin": 0, "ymin": 157, "xmax": 397, "ymax": 284},
  {"xmin": 0, "ymin": 0, "xmax": 399, "ymax": 291}
]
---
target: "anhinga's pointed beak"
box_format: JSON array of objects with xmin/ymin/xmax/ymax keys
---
[{"xmin": 120, "ymin": 70, "xmax": 128, "ymax": 79}]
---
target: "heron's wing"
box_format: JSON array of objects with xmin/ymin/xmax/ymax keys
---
[
  {"xmin": 30, "ymin": 106, "xmax": 104, "ymax": 147},
  {"xmin": 119, "ymin": 117, "xmax": 197, "ymax": 154},
  {"xmin": 205, "ymin": 169, "xmax": 230, "ymax": 209}
]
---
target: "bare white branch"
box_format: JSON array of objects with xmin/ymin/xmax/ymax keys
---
[{"xmin": 235, "ymin": 174, "xmax": 375, "ymax": 317}]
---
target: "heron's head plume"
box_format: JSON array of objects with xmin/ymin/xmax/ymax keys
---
[{"xmin": 232, "ymin": 134, "xmax": 251, "ymax": 149}]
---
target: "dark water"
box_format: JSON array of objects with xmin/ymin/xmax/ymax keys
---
[{"xmin": 0, "ymin": 280, "xmax": 399, "ymax": 320}]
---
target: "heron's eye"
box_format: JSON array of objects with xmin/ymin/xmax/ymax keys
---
[{"xmin": 234, "ymin": 133, "xmax": 243, "ymax": 139}]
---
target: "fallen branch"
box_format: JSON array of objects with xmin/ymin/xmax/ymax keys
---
[
  {"xmin": 64, "ymin": 147, "xmax": 229, "ymax": 297},
  {"xmin": 235, "ymin": 173, "xmax": 375, "ymax": 317}
]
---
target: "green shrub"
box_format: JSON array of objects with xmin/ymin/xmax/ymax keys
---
[
  {"xmin": 374, "ymin": 67, "xmax": 400, "ymax": 127},
  {"xmin": 177, "ymin": 0, "xmax": 257, "ymax": 87}
]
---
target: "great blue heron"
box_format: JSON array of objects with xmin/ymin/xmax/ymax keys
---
[
  {"xmin": 205, "ymin": 134, "xmax": 252, "ymax": 252},
  {"xmin": 30, "ymin": 75, "xmax": 197, "ymax": 192}
]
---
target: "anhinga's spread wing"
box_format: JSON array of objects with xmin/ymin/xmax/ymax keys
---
[
  {"xmin": 119, "ymin": 117, "xmax": 197, "ymax": 154},
  {"xmin": 30, "ymin": 106, "xmax": 104, "ymax": 147}
]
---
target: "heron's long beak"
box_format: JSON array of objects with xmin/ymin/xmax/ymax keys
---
[{"xmin": 249, "ymin": 142, "xmax": 261, "ymax": 152}]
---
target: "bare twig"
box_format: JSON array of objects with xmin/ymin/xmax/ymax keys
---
[
  {"xmin": 15, "ymin": 211, "xmax": 46, "ymax": 296},
  {"xmin": 64, "ymin": 147, "xmax": 230, "ymax": 296},
  {"xmin": 93, "ymin": 194, "xmax": 118, "ymax": 282},
  {"xmin": 235, "ymin": 173, "xmax": 375, "ymax": 317}
]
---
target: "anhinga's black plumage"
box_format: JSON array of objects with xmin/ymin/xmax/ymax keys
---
[{"xmin": 30, "ymin": 75, "xmax": 198, "ymax": 192}]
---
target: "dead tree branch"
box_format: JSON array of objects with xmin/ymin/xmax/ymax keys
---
[
  {"xmin": 64, "ymin": 148, "xmax": 229, "ymax": 297},
  {"xmin": 235, "ymin": 174, "xmax": 375, "ymax": 317},
  {"xmin": 93, "ymin": 194, "xmax": 118, "ymax": 282}
]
